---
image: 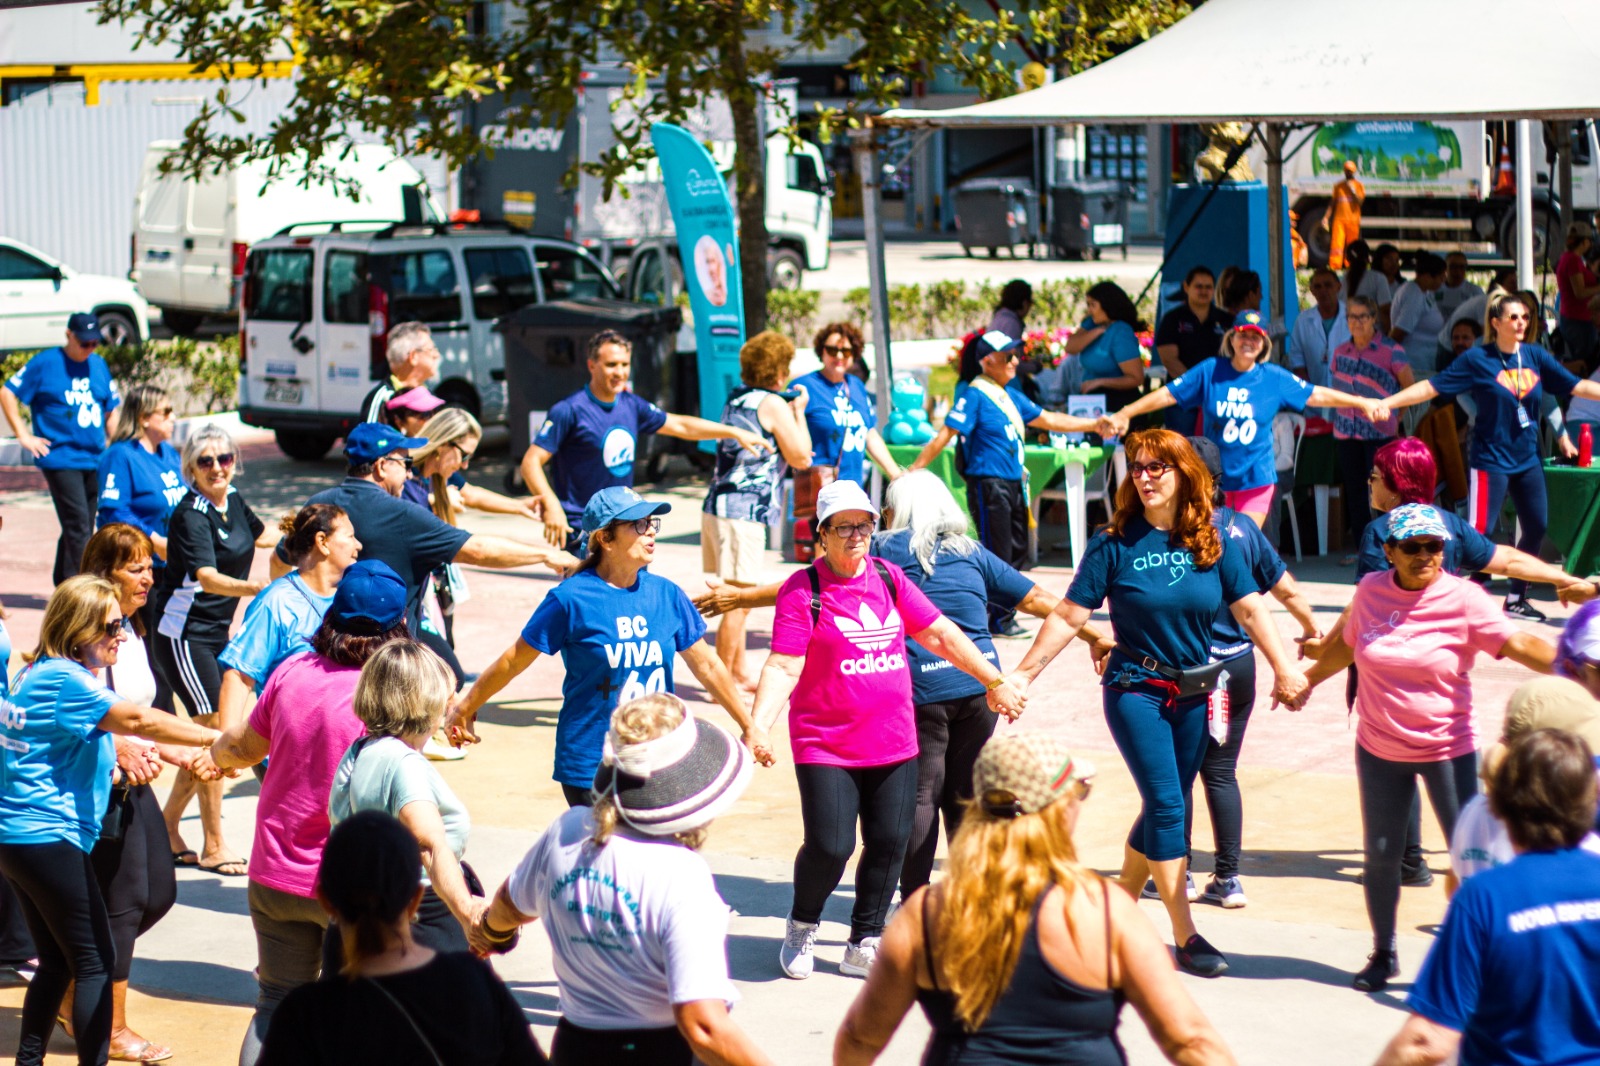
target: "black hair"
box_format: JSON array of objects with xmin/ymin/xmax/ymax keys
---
[
  {"xmin": 1183, "ymin": 265, "xmax": 1215, "ymax": 286},
  {"xmin": 1374, "ymin": 243, "xmax": 1401, "ymax": 272},
  {"xmin": 1452, "ymin": 317, "xmax": 1484, "ymax": 339},
  {"xmin": 1344, "ymin": 240, "xmax": 1372, "ymax": 299},
  {"xmin": 319, "ymin": 811, "xmax": 423, "ymax": 974},
  {"xmin": 311, "ymin": 617, "xmax": 410, "ymax": 666},
  {"xmin": 587, "ymin": 329, "xmax": 632, "ymax": 361},
  {"xmin": 997, "ymin": 280, "xmax": 1033, "ymax": 313},
  {"xmin": 347, "ymin": 461, "xmax": 377, "ymax": 479},
  {"xmin": 1222, "ymin": 270, "xmax": 1261, "ymax": 311},
  {"xmin": 1414, "ymin": 252, "xmax": 1446, "ymax": 278},
  {"xmin": 1086, "ymin": 280, "xmax": 1141, "ymax": 330}
]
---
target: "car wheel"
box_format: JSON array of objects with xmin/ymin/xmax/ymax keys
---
[
  {"xmin": 275, "ymin": 430, "xmax": 338, "ymax": 462},
  {"xmin": 767, "ymin": 248, "xmax": 804, "ymax": 291},
  {"xmin": 95, "ymin": 309, "xmax": 139, "ymax": 347}
]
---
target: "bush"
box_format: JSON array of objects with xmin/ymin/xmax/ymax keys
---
[{"xmin": 766, "ymin": 289, "xmax": 821, "ymax": 343}]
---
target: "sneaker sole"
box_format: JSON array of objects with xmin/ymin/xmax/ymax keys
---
[
  {"xmin": 778, "ymin": 958, "xmax": 812, "ymax": 980},
  {"xmin": 1178, "ymin": 957, "xmax": 1229, "ymax": 978},
  {"xmin": 838, "ymin": 959, "xmax": 871, "ymax": 978}
]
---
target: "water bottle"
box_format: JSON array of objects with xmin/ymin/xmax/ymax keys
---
[{"xmin": 1582, "ymin": 423, "xmax": 1593, "ymax": 469}]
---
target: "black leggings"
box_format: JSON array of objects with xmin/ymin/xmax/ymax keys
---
[
  {"xmin": 90, "ymin": 785, "xmax": 177, "ymax": 982},
  {"xmin": 966, "ymin": 477, "xmax": 1029, "ymax": 632},
  {"xmin": 1335, "ymin": 438, "xmax": 1389, "ymax": 547},
  {"xmin": 1185, "ymin": 654, "xmax": 1256, "ymax": 879},
  {"xmin": 900, "ymin": 694, "xmax": 997, "ymax": 895},
  {"xmin": 561, "ymin": 784, "xmax": 594, "ymax": 808},
  {"xmin": 153, "ymin": 632, "xmax": 225, "ymax": 718},
  {"xmin": 0, "ymin": 874, "xmax": 35, "ymax": 966},
  {"xmin": 551, "ymin": 1019, "xmax": 689, "ymax": 1066},
  {"xmin": 792, "ymin": 759, "xmax": 918, "ymax": 941},
  {"xmin": 134, "ymin": 599, "xmax": 173, "ymax": 713},
  {"xmin": 0, "ymin": 841, "xmax": 115, "ymax": 1066},
  {"xmin": 1356, "ymin": 745, "xmax": 1477, "ymax": 951},
  {"xmin": 1471, "ymin": 465, "xmax": 1548, "ymax": 599}
]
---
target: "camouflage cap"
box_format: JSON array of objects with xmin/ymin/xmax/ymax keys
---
[{"xmin": 973, "ymin": 732, "xmax": 1095, "ymax": 818}]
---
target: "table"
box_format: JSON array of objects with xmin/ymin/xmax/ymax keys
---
[
  {"xmin": 886, "ymin": 442, "xmax": 1116, "ymax": 567},
  {"xmin": 1544, "ymin": 462, "xmax": 1600, "ymax": 577}
]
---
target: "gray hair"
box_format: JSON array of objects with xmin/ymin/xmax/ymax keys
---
[
  {"xmin": 1347, "ymin": 294, "xmax": 1380, "ymax": 319},
  {"xmin": 885, "ymin": 469, "xmax": 976, "ymax": 573},
  {"xmin": 180, "ymin": 422, "xmax": 240, "ymax": 486},
  {"xmin": 386, "ymin": 322, "xmax": 432, "ymax": 368}
]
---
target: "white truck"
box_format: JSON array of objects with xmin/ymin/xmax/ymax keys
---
[{"xmin": 1250, "ymin": 120, "xmax": 1600, "ymax": 266}]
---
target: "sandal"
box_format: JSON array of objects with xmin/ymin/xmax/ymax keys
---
[
  {"xmin": 171, "ymin": 850, "xmax": 199, "ymax": 867},
  {"xmin": 199, "ymin": 858, "xmax": 249, "ymax": 876},
  {"xmin": 110, "ymin": 1040, "xmax": 173, "ymax": 1063},
  {"xmin": 57, "ymin": 1014, "xmax": 73, "ymax": 1039}
]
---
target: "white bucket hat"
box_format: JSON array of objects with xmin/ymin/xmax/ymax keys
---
[{"xmin": 815, "ymin": 479, "xmax": 880, "ymax": 526}]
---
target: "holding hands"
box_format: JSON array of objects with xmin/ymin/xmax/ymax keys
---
[
  {"xmin": 1271, "ymin": 666, "xmax": 1310, "ymax": 711},
  {"xmin": 986, "ymin": 675, "xmax": 1027, "ymax": 721},
  {"xmin": 1360, "ymin": 398, "xmax": 1391, "ymax": 424},
  {"xmin": 1096, "ymin": 412, "xmax": 1130, "ymax": 439},
  {"xmin": 742, "ymin": 726, "xmax": 777, "ymax": 767}
]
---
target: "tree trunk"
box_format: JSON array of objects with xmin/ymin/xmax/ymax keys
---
[{"xmin": 722, "ymin": 29, "xmax": 769, "ymax": 335}]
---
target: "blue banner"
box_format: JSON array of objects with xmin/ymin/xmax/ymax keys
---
[{"xmin": 652, "ymin": 122, "xmax": 745, "ymax": 441}]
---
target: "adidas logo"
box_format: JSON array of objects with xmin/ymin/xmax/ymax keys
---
[
  {"xmin": 834, "ymin": 604, "xmax": 901, "ymax": 652},
  {"xmin": 841, "ymin": 651, "xmax": 907, "ymax": 676}
]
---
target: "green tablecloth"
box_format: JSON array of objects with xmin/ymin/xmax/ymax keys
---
[
  {"xmin": 886, "ymin": 442, "xmax": 1115, "ymax": 531},
  {"xmin": 1544, "ymin": 462, "xmax": 1600, "ymax": 577}
]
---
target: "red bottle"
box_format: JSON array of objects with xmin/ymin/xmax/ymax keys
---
[{"xmin": 1582, "ymin": 423, "xmax": 1594, "ymax": 469}]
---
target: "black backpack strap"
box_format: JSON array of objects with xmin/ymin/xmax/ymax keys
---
[
  {"xmin": 872, "ymin": 557, "xmax": 899, "ymax": 604},
  {"xmin": 807, "ymin": 563, "xmax": 823, "ymax": 627}
]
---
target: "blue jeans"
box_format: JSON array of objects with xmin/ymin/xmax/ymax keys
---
[
  {"xmin": 1104, "ymin": 685, "xmax": 1209, "ymax": 862},
  {"xmin": 1468, "ymin": 464, "xmax": 1547, "ymax": 598}
]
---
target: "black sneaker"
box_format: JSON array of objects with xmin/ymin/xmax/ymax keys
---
[
  {"xmin": 992, "ymin": 621, "xmax": 1030, "ymax": 639},
  {"xmin": 1355, "ymin": 863, "xmax": 1434, "ymax": 888},
  {"xmin": 1175, "ymin": 934, "xmax": 1229, "ymax": 977},
  {"xmin": 1503, "ymin": 597, "xmax": 1546, "ymax": 622},
  {"xmin": 1352, "ymin": 949, "xmax": 1399, "ymax": 992}
]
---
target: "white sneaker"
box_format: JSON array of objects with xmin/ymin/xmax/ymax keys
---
[
  {"xmin": 839, "ymin": 936, "xmax": 881, "ymax": 977},
  {"xmin": 423, "ymin": 734, "xmax": 467, "ymax": 761},
  {"xmin": 779, "ymin": 917, "xmax": 819, "ymax": 979}
]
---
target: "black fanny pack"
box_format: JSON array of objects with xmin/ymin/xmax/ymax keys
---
[{"xmin": 1116, "ymin": 645, "xmax": 1229, "ymax": 698}]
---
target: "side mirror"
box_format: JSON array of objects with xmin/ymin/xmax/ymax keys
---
[{"xmin": 49, "ymin": 266, "xmax": 65, "ymax": 285}]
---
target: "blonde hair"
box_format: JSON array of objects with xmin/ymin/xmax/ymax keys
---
[
  {"xmin": 934, "ymin": 796, "xmax": 1094, "ymax": 1031},
  {"xmin": 107, "ymin": 385, "xmax": 170, "ymax": 447},
  {"xmin": 1220, "ymin": 325, "xmax": 1274, "ymax": 364},
  {"xmin": 28, "ymin": 576, "xmax": 121, "ymax": 664},
  {"xmin": 410, "ymin": 407, "xmax": 483, "ymax": 525},
  {"xmin": 352, "ymin": 640, "xmax": 454, "ymax": 739},
  {"xmin": 591, "ymin": 693, "xmax": 708, "ymax": 850}
]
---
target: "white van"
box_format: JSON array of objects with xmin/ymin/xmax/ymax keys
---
[
  {"xmin": 132, "ymin": 143, "xmax": 440, "ymax": 335},
  {"xmin": 239, "ymin": 223, "xmax": 620, "ymax": 460}
]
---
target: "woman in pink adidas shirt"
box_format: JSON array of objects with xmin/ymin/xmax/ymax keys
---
[{"xmin": 750, "ymin": 480, "xmax": 1024, "ymax": 983}]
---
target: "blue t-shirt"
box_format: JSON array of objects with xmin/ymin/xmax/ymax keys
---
[
  {"xmin": 0, "ymin": 618, "xmax": 11, "ymax": 692},
  {"xmin": 519, "ymin": 568, "xmax": 707, "ymax": 787},
  {"xmin": 1208, "ymin": 507, "xmax": 1287, "ymax": 656},
  {"xmin": 399, "ymin": 471, "xmax": 468, "ymax": 513},
  {"xmin": 0, "ymin": 658, "xmax": 120, "ymax": 852},
  {"xmin": 218, "ymin": 573, "xmax": 334, "ymax": 689},
  {"xmin": 1077, "ymin": 318, "xmax": 1141, "ymax": 382},
  {"xmin": 4, "ymin": 348, "xmax": 121, "ymax": 471},
  {"xmin": 1166, "ymin": 358, "xmax": 1315, "ymax": 491},
  {"xmin": 1067, "ymin": 515, "xmax": 1255, "ymax": 686},
  {"xmin": 793, "ymin": 370, "xmax": 879, "ymax": 486},
  {"xmin": 95, "ymin": 439, "xmax": 185, "ymax": 565},
  {"xmin": 871, "ymin": 529, "xmax": 1034, "ymax": 705},
  {"xmin": 1355, "ymin": 510, "xmax": 1497, "ymax": 581},
  {"xmin": 1430, "ymin": 343, "xmax": 1579, "ymax": 473},
  {"xmin": 943, "ymin": 379, "xmax": 1044, "ymax": 480},
  {"xmin": 534, "ymin": 388, "xmax": 669, "ymax": 524},
  {"xmin": 1407, "ymin": 847, "xmax": 1600, "ymax": 1066}
]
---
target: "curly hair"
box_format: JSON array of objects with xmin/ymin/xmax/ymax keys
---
[
  {"xmin": 739, "ymin": 330, "xmax": 796, "ymax": 389},
  {"xmin": 812, "ymin": 321, "xmax": 864, "ymax": 361},
  {"xmin": 1108, "ymin": 429, "xmax": 1221, "ymax": 568}
]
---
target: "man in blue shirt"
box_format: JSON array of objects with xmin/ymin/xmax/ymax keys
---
[
  {"xmin": 520, "ymin": 330, "xmax": 771, "ymax": 552},
  {"xmin": 909, "ymin": 331, "xmax": 1097, "ymax": 637},
  {"xmin": 1, "ymin": 312, "xmax": 121, "ymax": 583}
]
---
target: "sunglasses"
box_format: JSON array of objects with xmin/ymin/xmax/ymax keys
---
[
  {"xmin": 195, "ymin": 453, "xmax": 235, "ymax": 470},
  {"xmin": 149, "ymin": 407, "xmax": 174, "ymax": 418},
  {"xmin": 628, "ymin": 517, "xmax": 662, "ymax": 536},
  {"xmin": 1129, "ymin": 460, "xmax": 1174, "ymax": 480},
  {"xmin": 825, "ymin": 520, "xmax": 876, "ymax": 540},
  {"xmin": 101, "ymin": 619, "xmax": 125, "ymax": 641},
  {"xmin": 379, "ymin": 454, "xmax": 413, "ymax": 470},
  {"xmin": 820, "ymin": 344, "xmax": 855, "ymax": 357},
  {"xmin": 1503, "ymin": 313, "xmax": 1530, "ymax": 322},
  {"xmin": 449, "ymin": 442, "xmax": 472, "ymax": 467},
  {"xmin": 1393, "ymin": 538, "xmax": 1445, "ymax": 556}
]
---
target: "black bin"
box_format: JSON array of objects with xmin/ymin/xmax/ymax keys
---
[
  {"xmin": 1049, "ymin": 180, "xmax": 1130, "ymax": 260},
  {"xmin": 954, "ymin": 178, "xmax": 1040, "ymax": 259}
]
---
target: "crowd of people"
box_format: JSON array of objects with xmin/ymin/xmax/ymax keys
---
[{"xmin": 1, "ymin": 252, "xmax": 1600, "ymax": 1066}]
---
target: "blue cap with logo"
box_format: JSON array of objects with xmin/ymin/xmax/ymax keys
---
[
  {"xmin": 325, "ymin": 560, "xmax": 407, "ymax": 635},
  {"xmin": 344, "ymin": 422, "xmax": 428, "ymax": 465},
  {"xmin": 976, "ymin": 330, "xmax": 1024, "ymax": 357},
  {"xmin": 1385, "ymin": 503, "xmax": 1453, "ymax": 544},
  {"xmin": 66, "ymin": 312, "xmax": 105, "ymax": 344},
  {"xmin": 1232, "ymin": 309, "xmax": 1268, "ymax": 336},
  {"xmin": 581, "ymin": 486, "xmax": 671, "ymax": 535}
]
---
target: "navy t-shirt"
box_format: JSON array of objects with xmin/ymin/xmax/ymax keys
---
[
  {"xmin": 1167, "ymin": 358, "xmax": 1314, "ymax": 491},
  {"xmin": 794, "ymin": 370, "xmax": 879, "ymax": 485},
  {"xmin": 1407, "ymin": 847, "xmax": 1600, "ymax": 1066},
  {"xmin": 871, "ymin": 528, "xmax": 1033, "ymax": 705},
  {"xmin": 1155, "ymin": 305, "xmax": 1233, "ymax": 371},
  {"xmin": 1355, "ymin": 510, "xmax": 1497, "ymax": 580},
  {"xmin": 943, "ymin": 379, "xmax": 1044, "ymax": 480},
  {"xmin": 1208, "ymin": 506, "xmax": 1287, "ymax": 656},
  {"xmin": 534, "ymin": 387, "xmax": 669, "ymax": 524},
  {"xmin": 1430, "ymin": 343, "xmax": 1579, "ymax": 473},
  {"xmin": 4, "ymin": 347, "xmax": 121, "ymax": 471},
  {"xmin": 519, "ymin": 568, "xmax": 707, "ymax": 787},
  {"xmin": 1067, "ymin": 515, "xmax": 1255, "ymax": 686}
]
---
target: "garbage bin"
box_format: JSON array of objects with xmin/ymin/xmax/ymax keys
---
[
  {"xmin": 1049, "ymin": 180, "xmax": 1130, "ymax": 261},
  {"xmin": 496, "ymin": 297, "xmax": 683, "ymax": 463},
  {"xmin": 954, "ymin": 178, "xmax": 1040, "ymax": 259}
]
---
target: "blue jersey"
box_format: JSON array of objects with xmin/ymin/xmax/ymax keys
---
[
  {"xmin": 872, "ymin": 529, "xmax": 1034, "ymax": 705},
  {"xmin": 1067, "ymin": 515, "xmax": 1255, "ymax": 686},
  {"xmin": 218, "ymin": 573, "xmax": 334, "ymax": 689},
  {"xmin": 943, "ymin": 379, "xmax": 1044, "ymax": 480},
  {"xmin": 1167, "ymin": 359, "xmax": 1314, "ymax": 491},
  {"xmin": 1430, "ymin": 343, "xmax": 1579, "ymax": 473},
  {"xmin": 0, "ymin": 658, "xmax": 120, "ymax": 852},
  {"xmin": 1408, "ymin": 847, "xmax": 1600, "ymax": 1066},
  {"xmin": 1077, "ymin": 318, "xmax": 1141, "ymax": 382},
  {"xmin": 1208, "ymin": 507, "xmax": 1287, "ymax": 656},
  {"xmin": 519, "ymin": 568, "xmax": 707, "ymax": 788},
  {"xmin": 96, "ymin": 439, "xmax": 185, "ymax": 564},
  {"xmin": 793, "ymin": 370, "xmax": 879, "ymax": 485},
  {"xmin": 4, "ymin": 347, "xmax": 120, "ymax": 471},
  {"xmin": 534, "ymin": 388, "xmax": 669, "ymax": 524},
  {"xmin": 1355, "ymin": 510, "xmax": 1497, "ymax": 581}
]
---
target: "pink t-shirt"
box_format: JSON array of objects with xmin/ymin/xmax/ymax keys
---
[
  {"xmin": 771, "ymin": 557, "xmax": 943, "ymax": 767},
  {"xmin": 1557, "ymin": 251, "xmax": 1596, "ymax": 324},
  {"xmin": 246, "ymin": 651, "xmax": 367, "ymax": 897},
  {"xmin": 1344, "ymin": 571, "xmax": 1517, "ymax": 762}
]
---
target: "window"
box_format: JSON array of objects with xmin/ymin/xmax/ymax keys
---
[
  {"xmin": 380, "ymin": 250, "xmax": 462, "ymax": 323},
  {"xmin": 535, "ymin": 246, "xmax": 620, "ymax": 301},
  {"xmin": 787, "ymin": 153, "xmax": 825, "ymax": 196},
  {"xmin": 0, "ymin": 247, "xmax": 55, "ymax": 281},
  {"xmin": 324, "ymin": 251, "xmax": 369, "ymax": 324},
  {"xmin": 243, "ymin": 249, "xmax": 312, "ymax": 321},
  {"xmin": 464, "ymin": 247, "xmax": 539, "ymax": 318}
]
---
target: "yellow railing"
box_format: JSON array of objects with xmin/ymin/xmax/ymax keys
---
[{"xmin": 0, "ymin": 61, "xmax": 295, "ymax": 105}]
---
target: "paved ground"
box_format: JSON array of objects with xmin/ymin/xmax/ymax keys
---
[
  {"xmin": 803, "ymin": 238, "xmax": 1162, "ymax": 294},
  {"xmin": 0, "ymin": 428, "xmax": 1575, "ymax": 1064}
]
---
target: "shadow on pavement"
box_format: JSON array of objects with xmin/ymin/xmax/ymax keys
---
[
  {"xmin": 477, "ymin": 700, "xmax": 561, "ymax": 729},
  {"xmin": 503, "ymin": 981, "xmax": 561, "ymax": 1025},
  {"xmin": 169, "ymin": 875, "xmax": 252, "ymax": 917},
  {"xmin": 1207, "ymin": 948, "xmax": 1407, "ymax": 1001},
  {"xmin": 128, "ymin": 957, "xmax": 257, "ymax": 1005}
]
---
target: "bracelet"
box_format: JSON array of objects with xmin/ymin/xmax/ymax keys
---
[
  {"xmin": 479, "ymin": 916, "xmax": 518, "ymax": 944},
  {"xmin": 985, "ymin": 676, "xmax": 1008, "ymax": 691}
]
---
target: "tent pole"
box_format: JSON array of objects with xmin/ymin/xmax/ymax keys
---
[
  {"xmin": 853, "ymin": 124, "xmax": 894, "ymax": 497},
  {"xmin": 1558, "ymin": 125, "xmax": 1574, "ymax": 256},
  {"xmin": 1265, "ymin": 123, "xmax": 1287, "ymax": 340},
  {"xmin": 1515, "ymin": 119, "xmax": 1535, "ymax": 290}
]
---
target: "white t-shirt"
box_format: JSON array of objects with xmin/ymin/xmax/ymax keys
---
[
  {"xmin": 1435, "ymin": 279, "xmax": 1484, "ymax": 321},
  {"xmin": 1390, "ymin": 281, "xmax": 1446, "ymax": 376},
  {"xmin": 105, "ymin": 626, "xmax": 158, "ymax": 708},
  {"xmin": 1449, "ymin": 792, "xmax": 1600, "ymax": 880},
  {"xmin": 507, "ymin": 806, "xmax": 738, "ymax": 1030},
  {"xmin": 1348, "ymin": 270, "xmax": 1391, "ymax": 308}
]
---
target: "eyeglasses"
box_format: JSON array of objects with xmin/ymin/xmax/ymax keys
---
[
  {"xmin": 1347, "ymin": 313, "xmax": 1375, "ymax": 322},
  {"xmin": 825, "ymin": 520, "xmax": 876, "ymax": 540},
  {"xmin": 628, "ymin": 517, "xmax": 662, "ymax": 536},
  {"xmin": 449, "ymin": 442, "xmax": 472, "ymax": 468},
  {"xmin": 195, "ymin": 453, "xmax": 235, "ymax": 470},
  {"xmin": 820, "ymin": 344, "xmax": 855, "ymax": 357},
  {"xmin": 380, "ymin": 454, "xmax": 413, "ymax": 470},
  {"xmin": 1128, "ymin": 460, "xmax": 1174, "ymax": 480},
  {"xmin": 152, "ymin": 407, "xmax": 174, "ymax": 418},
  {"xmin": 101, "ymin": 619, "xmax": 125, "ymax": 641},
  {"xmin": 1393, "ymin": 539, "xmax": 1445, "ymax": 556}
]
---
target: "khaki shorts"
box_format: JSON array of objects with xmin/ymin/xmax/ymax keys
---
[{"xmin": 701, "ymin": 513, "xmax": 767, "ymax": 586}]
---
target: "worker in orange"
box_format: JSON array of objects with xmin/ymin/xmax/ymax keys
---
[{"xmin": 1323, "ymin": 160, "xmax": 1365, "ymax": 270}]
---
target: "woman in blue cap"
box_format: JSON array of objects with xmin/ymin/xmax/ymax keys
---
[{"xmin": 448, "ymin": 486, "xmax": 774, "ymax": 805}]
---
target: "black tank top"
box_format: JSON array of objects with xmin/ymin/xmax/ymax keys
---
[{"xmin": 916, "ymin": 883, "xmax": 1128, "ymax": 1066}]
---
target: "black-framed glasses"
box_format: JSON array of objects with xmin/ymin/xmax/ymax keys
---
[
  {"xmin": 450, "ymin": 442, "xmax": 472, "ymax": 468},
  {"xmin": 102, "ymin": 619, "xmax": 125, "ymax": 641},
  {"xmin": 820, "ymin": 344, "xmax": 855, "ymax": 357},
  {"xmin": 825, "ymin": 520, "xmax": 875, "ymax": 540},
  {"xmin": 1129, "ymin": 460, "xmax": 1174, "ymax": 480},
  {"xmin": 628, "ymin": 517, "xmax": 662, "ymax": 536},
  {"xmin": 1347, "ymin": 312, "xmax": 1375, "ymax": 322},
  {"xmin": 380, "ymin": 454, "xmax": 413, "ymax": 470},
  {"xmin": 195, "ymin": 453, "xmax": 235, "ymax": 470},
  {"xmin": 1394, "ymin": 539, "xmax": 1445, "ymax": 556}
]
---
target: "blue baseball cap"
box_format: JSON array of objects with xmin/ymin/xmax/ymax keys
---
[
  {"xmin": 1232, "ymin": 309, "xmax": 1268, "ymax": 335},
  {"xmin": 344, "ymin": 422, "xmax": 428, "ymax": 465},
  {"xmin": 1385, "ymin": 503, "xmax": 1453, "ymax": 544},
  {"xmin": 67, "ymin": 312, "xmax": 104, "ymax": 344},
  {"xmin": 581, "ymin": 486, "xmax": 671, "ymax": 535},
  {"xmin": 325, "ymin": 560, "xmax": 407, "ymax": 635},
  {"xmin": 976, "ymin": 330, "xmax": 1024, "ymax": 357}
]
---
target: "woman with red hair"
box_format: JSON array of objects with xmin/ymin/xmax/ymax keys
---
[{"xmin": 1010, "ymin": 429, "xmax": 1307, "ymax": 978}]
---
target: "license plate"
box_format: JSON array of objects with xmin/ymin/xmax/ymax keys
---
[{"xmin": 264, "ymin": 382, "xmax": 302, "ymax": 405}]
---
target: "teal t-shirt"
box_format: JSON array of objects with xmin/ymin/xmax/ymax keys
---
[
  {"xmin": 328, "ymin": 735, "xmax": 470, "ymax": 883},
  {"xmin": 0, "ymin": 657, "xmax": 119, "ymax": 852}
]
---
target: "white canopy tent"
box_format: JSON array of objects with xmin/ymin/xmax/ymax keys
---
[{"xmin": 850, "ymin": 0, "xmax": 1600, "ymax": 418}]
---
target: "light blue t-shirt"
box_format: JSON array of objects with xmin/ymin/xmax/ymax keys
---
[
  {"xmin": 218, "ymin": 573, "xmax": 334, "ymax": 689},
  {"xmin": 1077, "ymin": 318, "xmax": 1141, "ymax": 382},
  {"xmin": 328, "ymin": 734, "xmax": 470, "ymax": 882},
  {"xmin": 1166, "ymin": 358, "xmax": 1315, "ymax": 491},
  {"xmin": 0, "ymin": 657, "xmax": 120, "ymax": 852},
  {"xmin": 943, "ymin": 379, "xmax": 1044, "ymax": 481}
]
